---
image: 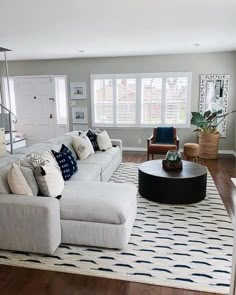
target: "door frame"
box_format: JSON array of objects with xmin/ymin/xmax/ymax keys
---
[{"xmin": 2, "ymin": 74, "xmax": 69, "ymax": 133}]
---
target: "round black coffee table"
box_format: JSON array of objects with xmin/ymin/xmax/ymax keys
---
[{"xmin": 138, "ymin": 160, "xmax": 207, "ymax": 204}]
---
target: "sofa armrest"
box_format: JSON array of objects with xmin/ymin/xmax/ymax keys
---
[
  {"xmin": 111, "ymin": 139, "xmax": 122, "ymax": 154},
  {"xmin": 0, "ymin": 195, "xmax": 61, "ymax": 254}
]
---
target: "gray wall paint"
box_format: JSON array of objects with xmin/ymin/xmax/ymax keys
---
[
  {"xmin": 235, "ymin": 51, "xmax": 236, "ymax": 153},
  {"xmin": 1, "ymin": 51, "xmax": 236, "ymax": 151}
]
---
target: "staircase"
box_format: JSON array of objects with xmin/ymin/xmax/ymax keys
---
[
  {"xmin": 0, "ymin": 47, "xmax": 26, "ymax": 157},
  {"xmin": 0, "ymin": 103, "xmax": 19, "ymax": 156}
]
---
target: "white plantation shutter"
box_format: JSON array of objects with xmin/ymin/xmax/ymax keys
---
[
  {"xmin": 91, "ymin": 73, "xmax": 191, "ymax": 127},
  {"xmin": 116, "ymin": 79, "xmax": 136, "ymax": 124},
  {"xmin": 93, "ymin": 79, "xmax": 113, "ymax": 124},
  {"xmin": 165, "ymin": 77, "xmax": 188, "ymax": 125},
  {"xmin": 141, "ymin": 78, "xmax": 162, "ymax": 125}
]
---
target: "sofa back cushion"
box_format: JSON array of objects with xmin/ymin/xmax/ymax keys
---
[{"xmin": 46, "ymin": 135, "xmax": 77, "ymax": 160}]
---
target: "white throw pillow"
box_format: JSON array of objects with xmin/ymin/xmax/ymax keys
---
[
  {"xmin": 34, "ymin": 163, "xmax": 64, "ymax": 198},
  {"xmin": 8, "ymin": 163, "xmax": 33, "ymax": 196},
  {"xmin": 72, "ymin": 133, "xmax": 94, "ymax": 160},
  {"xmin": 96, "ymin": 130, "xmax": 112, "ymax": 151}
]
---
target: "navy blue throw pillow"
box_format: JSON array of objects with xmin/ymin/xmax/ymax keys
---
[
  {"xmin": 51, "ymin": 144, "xmax": 78, "ymax": 181},
  {"xmin": 156, "ymin": 127, "xmax": 174, "ymax": 144},
  {"xmin": 86, "ymin": 129, "xmax": 99, "ymax": 151}
]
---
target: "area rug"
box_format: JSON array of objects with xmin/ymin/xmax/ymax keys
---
[{"xmin": 0, "ymin": 163, "xmax": 233, "ymax": 294}]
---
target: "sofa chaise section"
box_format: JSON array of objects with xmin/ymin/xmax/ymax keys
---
[{"xmin": 60, "ymin": 181, "xmax": 137, "ymax": 249}]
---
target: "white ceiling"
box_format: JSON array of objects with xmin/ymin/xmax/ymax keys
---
[{"xmin": 0, "ymin": 0, "xmax": 235, "ymax": 61}]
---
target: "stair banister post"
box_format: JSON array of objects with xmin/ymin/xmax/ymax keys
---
[{"xmin": 3, "ymin": 50, "xmax": 13, "ymax": 154}]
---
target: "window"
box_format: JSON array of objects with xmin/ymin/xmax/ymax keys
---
[
  {"xmin": 116, "ymin": 79, "xmax": 136, "ymax": 124},
  {"xmin": 54, "ymin": 76, "xmax": 68, "ymax": 125},
  {"xmin": 91, "ymin": 72, "xmax": 192, "ymax": 128},
  {"xmin": 141, "ymin": 78, "xmax": 162, "ymax": 125}
]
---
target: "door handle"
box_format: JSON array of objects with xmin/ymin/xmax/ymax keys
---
[{"xmin": 49, "ymin": 114, "xmax": 53, "ymax": 119}]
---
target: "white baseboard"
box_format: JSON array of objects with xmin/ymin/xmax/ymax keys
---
[
  {"xmin": 219, "ymin": 150, "xmax": 236, "ymax": 157},
  {"xmin": 123, "ymin": 147, "xmax": 236, "ymax": 157},
  {"xmin": 123, "ymin": 147, "xmax": 146, "ymax": 152}
]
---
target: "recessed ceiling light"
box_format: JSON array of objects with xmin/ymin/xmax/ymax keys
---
[
  {"xmin": 193, "ymin": 43, "xmax": 200, "ymax": 47},
  {"xmin": 77, "ymin": 50, "xmax": 85, "ymax": 53}
]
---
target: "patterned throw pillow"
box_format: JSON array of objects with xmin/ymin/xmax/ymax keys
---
[
  {"xmin": 31, "ymin": 151, "xmax": 59, "ymax": 170},
  {"xmin": 86, "ymin": 129, "xmax": 99, "ymax": 151},
  {"xmin": 60, "ymin": 144, "xmax": 78, "ymax": 174},
  {"xmin": 72, "ymin": 133, "xmax": 94, "ymax": 160},
  {"xmin": 51, "ymin": 145, "xmax": 78, "ymax": 181}
]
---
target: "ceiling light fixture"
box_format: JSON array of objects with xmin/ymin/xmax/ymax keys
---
[
  {"xmin": 77, "ymin": 50, "xmax": 85, "ymax": 53},
  {"xmin": 193, "ymin": 43, "xmax": 200, "ymax": 47}
]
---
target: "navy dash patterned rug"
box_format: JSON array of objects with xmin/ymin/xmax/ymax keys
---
[{"xmin": 0, "ymin": 163, "xmax": 233, "ymax": 294}]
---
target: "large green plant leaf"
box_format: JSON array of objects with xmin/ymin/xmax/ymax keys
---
[{"xmin": 191, "ymin": 112, "xmax": 207, "ymax": 129}]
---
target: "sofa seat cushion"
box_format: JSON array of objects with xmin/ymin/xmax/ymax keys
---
[
  {"xmin": 69, "ymin": 164, "xmax": 101, "ymax": 182},
  {"xmin": 79, "ymin": 153, "xmax": 112, "ymax": 172},
  {"xmin": 60, "ymin": 181, "xmax": 137, "ymax": 224},
  {"xmin": 96, "ymin": 146, "xmax": 120, "ymax": 160}
]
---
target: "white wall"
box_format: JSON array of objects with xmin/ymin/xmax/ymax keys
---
[{"xmin": 1, "ymin": 51, "xmax": 236, "ymax": 151}]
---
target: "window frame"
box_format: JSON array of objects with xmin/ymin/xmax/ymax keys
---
[{"xmin": 91, "ymin": 72, "xmax": 192, "ymax": 128}]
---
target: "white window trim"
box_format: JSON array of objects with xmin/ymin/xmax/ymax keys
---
[{"xmin": 91, "ymin": 72, "xmax": 192, "ymax": 128}]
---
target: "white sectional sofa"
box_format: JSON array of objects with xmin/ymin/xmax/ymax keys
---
[{"xmin": 0, "ymin": 132, "xmax": 137, "ymax": 254}]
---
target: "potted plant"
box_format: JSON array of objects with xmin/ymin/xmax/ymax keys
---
[{"xmin": 191, "ymin": 109, "xmax": 236, "ymax": 159}]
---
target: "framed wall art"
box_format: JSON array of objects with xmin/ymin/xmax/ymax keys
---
[
  {"xmin": 71, "ymin": 82, "xmax": 87, "ymax": 99},
  {"xmin": 72, "ymin": 107, "xmax": 88, "ymax": 124},
  {"xmin": 199, "ymin": 74, "xmax": 230, "ymax": 137}
]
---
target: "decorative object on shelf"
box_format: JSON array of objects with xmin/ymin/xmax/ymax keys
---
[
  {"xmin": 162, "ymin": 150, "xmax": 182, "ymax": 170},
  {"xmin": 191, "ymin": 109, "xmax": 236, "ymax": 159},
  {"xmin": 70, "ymin": 82, "xmax": 86, "ymax": 99},
  {"xmin": 199, "ymin": 74, "xmax": 230, "ymax": 137},
  {"xmin": 72, "ymin": 107, "xmax": 88, "ymax": 124}
]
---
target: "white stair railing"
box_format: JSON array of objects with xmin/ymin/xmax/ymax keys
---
[
  {"xmin": 0, "ymin": 127, "xmax": 6, "ymax": 157},
  {"xmin": 0, "ymin": 103, "xmax": 17, "ymax": 154}
]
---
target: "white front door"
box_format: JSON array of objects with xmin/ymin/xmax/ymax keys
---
[{"xmin": 14, "ymin": 76, "xmax": 57, "ymax": 145}]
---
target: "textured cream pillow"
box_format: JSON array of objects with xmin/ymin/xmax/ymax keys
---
[
  {"xmin": 8, "ymin": 163, "xmax": 33, "ymax": 196},
  {"xmin": 96, "ymin": 130, "xmax": 112, "ymax": 151},
  {"xmin": 72, "ymin": 133, "xmax": 94, "ymax": 160},
  {"xmin": 34, "ymin": 163, "xmax": 64, "ymax": 198}
]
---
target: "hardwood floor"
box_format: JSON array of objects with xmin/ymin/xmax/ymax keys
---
[{"xmin": 0, "ymin": 152, "xmax": 235, "ymax": 295}]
